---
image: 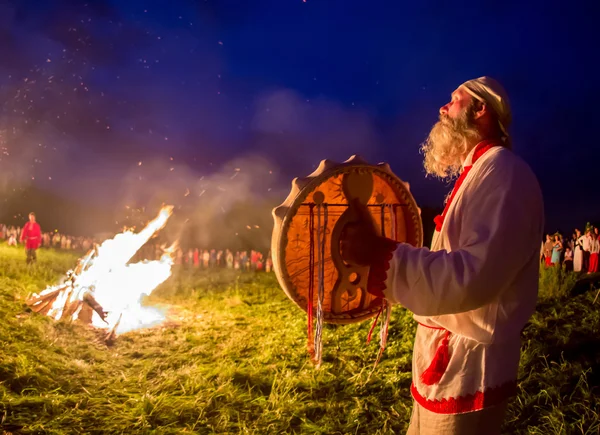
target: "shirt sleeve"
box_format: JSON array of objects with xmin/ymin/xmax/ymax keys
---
[{"xmin": 383, "ymin": 159, "xmax": 543, "ymax": 316}]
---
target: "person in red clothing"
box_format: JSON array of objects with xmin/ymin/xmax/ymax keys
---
[{"xmin": 20, "ymin": 212, "xmax": 42, "ymax": 265}]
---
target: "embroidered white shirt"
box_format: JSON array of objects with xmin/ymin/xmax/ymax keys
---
[{"xmin": 383, "ymin": 147, "xmax": 544, "ymax": 413}]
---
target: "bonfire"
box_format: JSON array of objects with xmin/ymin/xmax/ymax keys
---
[{"xmin": 27, "ymin": 205, "xmax": 176, "ymax": 341}]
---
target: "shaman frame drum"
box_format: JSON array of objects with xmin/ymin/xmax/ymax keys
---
[{"xmin": 272, "ymin": 155, "xmax": 423, "ymax": 326}]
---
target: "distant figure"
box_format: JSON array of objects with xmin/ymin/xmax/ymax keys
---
[
  {"xmin": 203, "ymin": 250, "xmax": 210, "ymax": 268},
  {"xmin": 563, "ymin": 247, "xmax": 573, "ymax": 272},
  {"xmin": 193, "ymin": 248, "xmax": 200, "ymax": 267},
  {"xmin": 573, "ymin": 229, "xmax": 583, "ymax": 272},
  {"xmin": 581, "ymin": 229, "xmax": 592, "ymax": 271},
  {"xmin": 53, "ymin": 232, "xmax": 61, "ymax": 248},
  {"xmin": 43, "ymin": 232, "xmax": 51, "ymax": 248},
  {"xmin": 265, "ymin": 256, "xmax": 273, "ymax": 273},
  {"xmin": 226, "ymin": 250, "xmax": 233, "ymax": 269},
  {"xmin": 256, "ymin": 252, "xmax": 264, "ymax": 271},
  {"xmin": 175, "ymin": 248, "xmax": 183, "ymax": 265},
  {"xmin": 588, "ymin": 233, "xmax": 599, "ymax": 274},
  {"xmin": 239, "ymin": 251, "xmax": 248, "ymax": 271},
  {"xmin": 20, "ymin": 212, "xmax": 42, "ymax": 264},
  {"xmin": 543, "ymin": 234, "xmax": 554, "ymax": 267},
  {"xmin": 82, "ymin": 238, "xmax": 91, "ymax": 252},
  {"xmin": 7, "ymin": 233, "xmax": 18, "ymax": 246},
  {"xmin": 551, "ymin": 234, "xmax": 562, "ymax": 266}
]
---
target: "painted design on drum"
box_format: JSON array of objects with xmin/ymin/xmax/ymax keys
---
[{"xmin": 272, "ymin": 156, "xmax": 422, "ymax": 325}]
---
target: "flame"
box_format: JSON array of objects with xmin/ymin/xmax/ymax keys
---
[{"xmin": 32, "ymin": 205, "xmax": 175, "ymax": 335}]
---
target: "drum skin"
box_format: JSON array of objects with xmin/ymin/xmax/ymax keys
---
[{"xmin": 272, "ymin": 156, "xmax": 423, "ymax": 324}]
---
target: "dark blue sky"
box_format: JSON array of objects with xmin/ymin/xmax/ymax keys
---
[{"xmin": 1, "ymin": 0, "xmax": 598, "ymax": 232}]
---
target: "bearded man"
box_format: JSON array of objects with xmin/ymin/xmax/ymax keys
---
[{"xmin": 342, "ymin": 77, "xmax": 544, "ymax": 434}]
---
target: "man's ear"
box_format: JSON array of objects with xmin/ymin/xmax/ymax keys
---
[{"xmin": 473, "ymin": 101, "xmax": 487, "ymax": 120}]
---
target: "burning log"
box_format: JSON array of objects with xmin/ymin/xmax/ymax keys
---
[
  {"xmin": 27, "ymin": 250, "xmax": 109, "ymax": 326},
  {"xmin": 26, "ymin": 206, "xmax": 176, "ymax": 342},
  {"xmin": 105, "ymin": 313, "xmax": 123, "ymax": 344}
]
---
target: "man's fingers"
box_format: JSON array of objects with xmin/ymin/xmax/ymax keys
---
[{"xmin": 340, "ymin": 222, "xmax": 365, "ymax": 264}]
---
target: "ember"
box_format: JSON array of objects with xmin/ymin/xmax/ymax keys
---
[{"xmin": 27, "ymin": 206, "xmax": 175, "ymax": 339}]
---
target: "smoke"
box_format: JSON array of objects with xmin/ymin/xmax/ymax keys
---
[
  {"xmin": 105, "ymin": 88, "xmax": 383, "ymax": 249},
  {"xmin": 108, "ymin": 153, "xmax": 281, "ymax": 251}
]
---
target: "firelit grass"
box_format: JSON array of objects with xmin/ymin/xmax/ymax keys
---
[{"xmin": 0, "ymin": 243, "xmax": 598, "ymax": 434}]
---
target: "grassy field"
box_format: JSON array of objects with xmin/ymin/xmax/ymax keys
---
[{"xmin": 1, "ymin": 243, "xmax": 599, "ymax": 434}]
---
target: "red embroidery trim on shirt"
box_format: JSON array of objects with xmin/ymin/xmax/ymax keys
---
[
  {"xmin": 434, "ymin": 140, "xmax": 500, "ymax": 232},
  {"xmin": 417, "ymin": 321, "xmax": 446, "ymax": 330},
  {"xmin": 411, "ymin": 380, "xmax": 517, "ymax": 414}
]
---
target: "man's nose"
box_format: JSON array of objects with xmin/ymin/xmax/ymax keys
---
[{"xmin": 439, "ymin": 104, "xmax": 449, "ymax": 116}]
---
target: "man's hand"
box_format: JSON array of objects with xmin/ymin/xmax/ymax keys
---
[{"xmin": 339, "ymin": 199, "xmax": 385, "ymax": 266}]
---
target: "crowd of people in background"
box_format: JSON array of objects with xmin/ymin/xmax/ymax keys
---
[
  {"xmin": 1, "ymin": 220, "xmax": 272, "ymax": 271},
  {"xmin": 6, "ymin": 216, "xmax": 600, "ymax": 276},
  {"xmin": 541, "ymin": 224, "xmax": 600, "ymax": 274},
  {"xmin": 1, "ymin": 222, "xmax": 98, "ymax": 253},
  {"xmin": 161, "ymin": 246, "xmax": 272, "ymax": 272}
]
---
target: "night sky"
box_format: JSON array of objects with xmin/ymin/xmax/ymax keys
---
[{"xmin": 1, "ymin": 0, "xmax": 598, "ymax": 235}]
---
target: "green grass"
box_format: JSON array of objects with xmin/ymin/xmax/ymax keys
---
[{"xmin": 1, "ymin": 243, "xmax": 599, "ymax": 434}]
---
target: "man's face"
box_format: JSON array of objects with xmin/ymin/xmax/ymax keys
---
[
  {"xmin": 439, "ymin": 88, "xmax": 474, "ymax": 120},
  {"xmin": 29, "ymin": 215, "xmax": 35, "ymax": 223},
  {"xmin": 421, "ymin": 88, "xmax": 482, "ymax": 179}
]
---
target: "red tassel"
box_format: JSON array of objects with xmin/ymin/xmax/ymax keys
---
[
  {"xmin": 366, "ymin": 303, "xmax": 383, "ymax": 344},
  {"xmin": 307, "ymin": 293, "xmax": 314, "ymax": 358},
  {"xmin": 420, "ymin": 330, "xmax": 451, "ymax": 385}
]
